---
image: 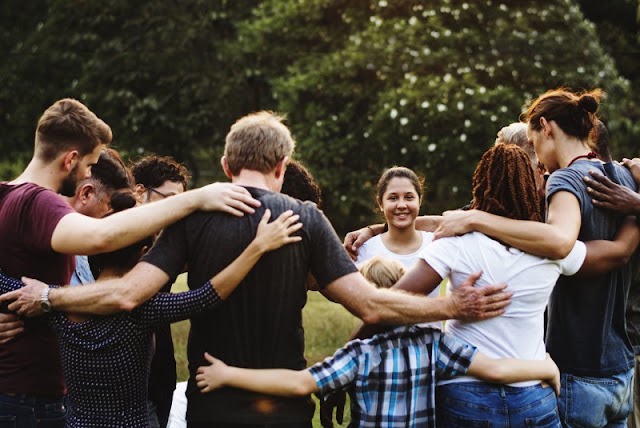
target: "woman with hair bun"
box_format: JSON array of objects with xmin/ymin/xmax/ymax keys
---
[{"xmin": 435, "ymin": 88, "xmax": 640, "ymax": 426}]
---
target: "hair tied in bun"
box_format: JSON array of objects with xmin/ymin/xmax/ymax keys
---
[{"xmin": 577, "ymin": 95, "xmax": 598, "ymax": 114}]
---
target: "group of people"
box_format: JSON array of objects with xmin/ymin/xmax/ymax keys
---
[{"xmin": 0, "ymin": 86, "xmax": 637, "ymax": 428}]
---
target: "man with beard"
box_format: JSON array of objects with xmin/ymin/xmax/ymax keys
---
[{"xmin": 0, "ymin": 98, "xmax": 259, "ymax": 427}]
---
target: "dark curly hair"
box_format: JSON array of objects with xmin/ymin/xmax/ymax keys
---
[
  {"xmin": 281, "ymin": 160, "xmax": 322, "ymax": 207},
  {"xmin": 470, "ymin": 144, "xmax": 543, "ymax": 222},
  {"xmin": 130, "ymin": 155, "xmax": 190, "ymax": 190}
]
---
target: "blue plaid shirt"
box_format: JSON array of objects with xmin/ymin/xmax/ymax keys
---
[{"xmin": 309, "ymin": 325, "xmax": 476, "ymax": 427}]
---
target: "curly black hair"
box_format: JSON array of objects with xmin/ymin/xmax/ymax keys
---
[{"xmin": 130, "ymin": 155, "xmax": 190, "ymax": 190}]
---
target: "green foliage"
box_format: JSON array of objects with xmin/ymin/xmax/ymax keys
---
[
  {"xmin": 244, "ymin": 0, "xmax": 631, "ymax": 234},
  {"xmin": 0, "ymin": 0, "xmax": 635, "ymax": 235}
]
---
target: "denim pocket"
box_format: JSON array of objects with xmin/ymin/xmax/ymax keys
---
[{"xmin": 525, "ymin": 406, "xmax": 561, "ymax": 427}]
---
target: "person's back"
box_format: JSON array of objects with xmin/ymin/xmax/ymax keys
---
[
  {"xmin": 546, "ymin": 160, "xmax": 637, "ymax": 376},
  {"xmin": 425, "ymin": 231, "xmax": 584, "ymax": 378},
  {"xmin": 144, "ymin": 188, "xmax": 352, "ymax": 424}
]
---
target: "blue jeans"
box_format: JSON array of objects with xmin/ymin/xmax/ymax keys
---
[
  {"xmin": 436, "ymin": 382, "xmax": 560, "ymax": 427},
  {"xmin": 0, "ymin": 394, "xmax": 66, "ymax": 428},
  {"xmin": 558, "ymin": 370, "xmax": 633, "ymax": 428}
]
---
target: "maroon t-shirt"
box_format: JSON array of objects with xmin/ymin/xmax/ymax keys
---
[{"xmin": 0, "ymin": 182, "xmax": 74, "ymax": 395}]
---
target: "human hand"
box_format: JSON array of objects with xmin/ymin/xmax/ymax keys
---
[
  {"xmin": 448, "ymin": 271, "xmax": 511, "ymax": 322},
  {"xmin": 196, "ymin": 183, "xmax": 261, "ymax": 216},
  {"xmin": 343, "ymin": 227, "xmax": 374, "ymax": 261},
  {"xmin": 254, "ymin": 209, "xmax": 303, "ymax": 253},
  {"xmin": 195, "ymin": 352, "xmax": 229, "ymax": 393},
  {"xmin": 622, "ymin": 158, "xmax": 640, "ymax": 186},
  {"xmin": 433, "ymin": 210, "xmax": 477, "ymax": 240},
  {"xmin": 584, "ymin": 170, "xmax": 640, "ymax": 215},
  {"xmin": 541, "ymin": 353, "xmax": 561, "ymax": 397},
  {"xmin": 0, "ymin": 313, "xmax": 24, "ymax": 344},
  {"xmin": 0, "ymin": 277, "xmax": 48, "ymax": 317},
  {"xmin": 319, "ymin": 389, "xmax": 346, "ymax": 428}
]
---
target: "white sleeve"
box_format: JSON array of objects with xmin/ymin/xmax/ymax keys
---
[
  {"xmin": 420, "ymin": 237, "xmax": 458, "ymax": 279},
  {"xmin": 355, "ymin": 241, "xmax": 371, "ymax": 266},
  {"xmin": 558, "ymin": 240, "xmax": 587, "ymax": 276}
]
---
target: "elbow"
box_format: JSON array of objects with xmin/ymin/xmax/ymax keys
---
[
  {"xmin": 360, "ymin": 310, "xmax": 382, "ymax": 326},
  {"xmin": 548, "ymin": 238, "xmax": 574, "ymax": 260}
]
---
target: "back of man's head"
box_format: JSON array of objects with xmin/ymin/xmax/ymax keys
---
[
  {"xmin": 224, "ymin": 111, "xmax": 295, "ymax": 176},
  {"xmin": 35, "ymin": 98, "xmax": 112, "ymax": 163},
  {"xmin": 89, "ymin": 148, "xmax": 134, "ymax": 194},
  {"xmin": 131, "ymin": 155, "xmax": 190, "ymax": 191}
]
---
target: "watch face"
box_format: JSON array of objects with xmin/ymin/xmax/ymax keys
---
[{"xmin": 41, "ymin": 301, "xmax": 51, "ymax": 312}]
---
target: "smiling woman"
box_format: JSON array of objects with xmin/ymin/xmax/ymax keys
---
[{"xmin": 354, "ymin": 167, "xmax": 442, "ymax": 311}]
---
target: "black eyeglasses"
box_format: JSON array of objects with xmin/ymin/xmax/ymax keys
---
[{"xmin": 147, "ymin": 187, "xmax": 170, "ymax": 199}]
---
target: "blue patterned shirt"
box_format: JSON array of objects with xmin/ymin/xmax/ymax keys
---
[{"xmin": 309, "ymin": 325, "xmax": 476, "ymax": 428}]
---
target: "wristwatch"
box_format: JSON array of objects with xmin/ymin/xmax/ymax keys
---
[{"xmin": 40, "ymin": 287, "xmax": 51, "ymax": 313}]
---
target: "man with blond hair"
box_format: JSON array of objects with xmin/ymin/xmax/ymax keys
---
[
  {"xmin": 4, "ymin": 111, "xmax": 510, "ymax": 428},
  {"xmin": 0, "ymin": 99, "xmax": 258, "ymax": 427}
]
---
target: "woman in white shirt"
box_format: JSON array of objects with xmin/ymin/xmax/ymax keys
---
[
  {"xmin": 355, "ymin": 166, "xmax": 439, "ymax": 302},
  {"xmin": 391, "ymin": 144, "xmax": 637, "ymax": 427}
]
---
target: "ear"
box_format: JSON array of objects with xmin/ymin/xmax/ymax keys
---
[
  {"xmin": 540, "ymin": 117, "xmax": 552, "ymax": 138},
  {"xmin": 77, "ymin": 183, "xmax": 95, "ymax": 203},
  {"xmin": 274, "ymin": 156, "xmax": 289, "ymax": 179},
  {"xmin": 62, "ymin": 150, "xmax": 79, "ymax": 172},
  {"xmin": 376, "ymin": 196, "xmax": 383, "ymax": 211},
  {"xmin": 220, "ymin": 156, "xmax": 233, "ymax": 179}
]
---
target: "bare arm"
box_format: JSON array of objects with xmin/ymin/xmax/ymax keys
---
[
  {"xmin": 579, "ymin": 216, "xmax": 640, "ymax": 276},
  {"xmin": 468, "ymin": 352, "xmax": 560, "ymax": 396},
  {"xmin": 415, "ymin": 215, "xmax": 443, "ymax": 232},
  {"xmin": 51, "ymin": 183, "xmax": 260, "ymax": 255},
  {"xmin": 434, "ymin": 191, "xmax": 581, "ymax": 259},
  {"xmin": 195, "ymin": 353, "xmax": 318, "ymax": 396},
  {"xmin": 0, "ymin": 210, "xmax": 302, "ymax": 316},
  {"xmin": 321, "ymin": 271, "xmax": 510, "ymax": 326}
]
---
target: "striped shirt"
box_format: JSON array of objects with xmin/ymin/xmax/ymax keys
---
[{"xmin": 309, "ymin": 325, "xmax": 476, "ymax": 428}]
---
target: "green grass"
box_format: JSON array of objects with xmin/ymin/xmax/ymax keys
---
[{"xmin": 170, "ymin": 274, "xmax": 361, "ymax": 427}]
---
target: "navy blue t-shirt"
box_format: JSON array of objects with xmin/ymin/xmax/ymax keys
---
[{"xmin": 546, "ymin": 160, "xmax": 637, "ymax": 376}]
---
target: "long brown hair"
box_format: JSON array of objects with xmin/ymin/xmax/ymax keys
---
[{"xmin": 471, "ymin": 144, "xmax": 543, "ymax": 222}]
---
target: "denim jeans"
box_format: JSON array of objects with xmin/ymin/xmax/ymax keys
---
[
  {"xmin": 0, "ymin": 394, "xmax": 66, "ymax": 428},
  {"xmin": 436, "ymin": 382, "xmax": 560, "ymax": 427},
  {"xmin": 558, "ymin": 369, "xmax": 634, "ymax": 428}
]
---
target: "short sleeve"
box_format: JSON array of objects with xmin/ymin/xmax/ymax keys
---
[
  {"xmin": 546, "ymin": 168, "xmax": 584, "ymax": 207},
  {"xmin": 306, "ymin": 207, "xmax": 358, "ymax": 289},
  {"xmin": 558, "ymin": 240, "xmax": 587, "ymax": 276},
  {"xmin": 24, "ymin": 189, "xmax": 74, "ymax": 252},
  {"xmin": 419, "ymin": 237, "xmax": 459, "ymax": 280},
  {"xmin": 141, "ymin": 218, "xmax": 189, "ymax": 279},
  {"xmin": 434, "ymin": 332, "xmax": 477, "ymax": 379},
  {"xmin": 308, "ymin": 343, "xmax": 360, "ymax": 396}
]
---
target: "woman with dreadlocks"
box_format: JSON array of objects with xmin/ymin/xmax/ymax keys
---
[
  {"xmin": 433, "ymin": 88, "xmax": 640, "ymax": 426},
  {"xmin": 383, "ymin": 141, "xmax": 638, "ymax": 427}
]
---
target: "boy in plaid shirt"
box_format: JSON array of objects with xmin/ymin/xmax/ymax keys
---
[{"xmin": 195, "ymin": 258, "xmax": 559, "ymax": 428}]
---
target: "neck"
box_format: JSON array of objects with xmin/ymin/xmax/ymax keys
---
[
  {"xmin": 555, "ymin": 138, "xmax": 594, "ymax": 169},
  {"xmin": 231, "ymin": 170, "xmax": 279, "ymax": 192},
  {"xmin": 12, "ymin": 158, "xmax": 61, "ymax": 192},
  {"xmin": 385, "ymin": 224, "xmax": 421, "ymax": 244}
]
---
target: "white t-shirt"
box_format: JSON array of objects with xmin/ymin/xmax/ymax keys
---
[
  {"xmin": 421, "ymin": 232, "xmax": 586, "ymax": 386},
  {"xmin": 356, "ymin": 231, "xmax": 441, "ymax": 329}
]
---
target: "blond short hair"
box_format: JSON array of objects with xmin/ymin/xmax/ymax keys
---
[
  {"xmin": 224, "ymin": 111, "xmax": 295, "ymax": 176},
  {"xmin": 35, "ymin": 98, "xmax": 112, "ymax": 162},
  {"xmin": 359, "ymin": 256, "xmax": 406, "ymax": 289}
]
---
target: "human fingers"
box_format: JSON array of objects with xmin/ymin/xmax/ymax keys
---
[
  {"xmin": 228, "ymin": 185, "xmax": 262, "ymax": 208},
  {"xmin": 204, "ymin": 352, "xmax": 216, "ymax": 364},
  {"xmin": 587, "ymin": 170, "xmax": 618, "ymax": 188},
  {"xmin": 479, "ymin": 282, "xmax": 508, "ymax": 295},
  {"xmin": 459, "ymin": 271, "xmax": 483, "ymax": 288},
  {"xmin": 259, "ymin": 209, "xmax": 272, "ymax": 226},
  {"xmin": 0, "ymin": 289, "xmax": 19, "ymax": 303},
  {"xmin": 0, "ymin": 325, "xmax": 24, "ymax": 344}
]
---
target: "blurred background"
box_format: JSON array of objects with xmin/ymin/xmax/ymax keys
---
[{"xmin": 1, "ymin": 0, "xmax": 639, "ymax": 236}]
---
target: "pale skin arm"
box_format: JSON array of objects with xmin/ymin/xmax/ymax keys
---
[
  {"xmin": 51, "ymin": 182, "xmax": 260, "ymax": 255},
  {"xmin": 434, "ymin": 191, "xmax": 581, "ymax": 259},
  {"xmin": 468, "ymin": 352, "xmax": 560, "ymax": 396},
  {"xmin": 196, "ymin": 352, "xmax": 318, "ymax": 396},
  {"xmin": 320, "ymin": 270, "xmax": 510, "ymax": 326},
  {"xmin": 342, "ymin": 216, "xmax": 442, "ymax": 261},
  {"xmin": 0, "ymin": 210, "xmax": 301, "ymax": 316}
]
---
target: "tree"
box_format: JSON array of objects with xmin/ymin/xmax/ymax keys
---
[{"xmin": 243, "ymin": 0, "xmax": 632, "ymax": 234}]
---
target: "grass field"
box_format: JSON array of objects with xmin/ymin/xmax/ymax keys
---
[{"xmin": 170, "ymin": 274, "xmax": 361, "ymax": 427}]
